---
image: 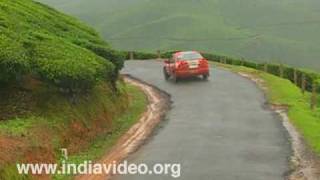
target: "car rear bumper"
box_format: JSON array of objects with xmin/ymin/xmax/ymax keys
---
[{"xmin": 175, "ymin": 68, "xmax": 209, "ymax": 77}]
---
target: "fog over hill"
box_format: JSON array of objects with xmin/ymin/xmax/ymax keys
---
[{"xmin": 39, "ymin": 0, "xmax": 320, "ymax": 71}]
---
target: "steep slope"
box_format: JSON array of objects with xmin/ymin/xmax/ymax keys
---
[
  {"xmin": 0, "ymin": 0, "xmax": 124, "ymax": 91},
  {"xmin": 0, "ymin": 1, "xmax": 146, "ymax": 179},
  {"xmin": 39, "ymin": 0, "xmax": 320, "ymax": 71}
]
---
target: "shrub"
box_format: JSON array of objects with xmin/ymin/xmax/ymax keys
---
[
  {"xmin": 0, "ymin": 0, "xmax": 123, "ymax": 93},
  {"xmin": 73, "ymin": 39, "xmax": 125, "ymax": 71},
  {"xmin": 243, "ymin": 61, "xmax": 258, "ymax": 69},
  {"xmin": 256, "ymin": 63, "xmax": 265, "ymax": 71},
  {"xmin": 265, "ymin": 63, "xmax": 280, "ymax": 76},
  {"xmin": 283, "ymin": 66, "xmax": 295, "ymax": 82},
  {"xmin": 133, "ymin": 52, "xmax": 158, "ymax": 60},
  {"xmin": 83, "ymin": 43, "xmax": 125, "ymax": 89},
  {"xmin": 230, "ymin": 58, "xmax": 243, "ymax": 66},
  {"xmin": 0, "ymin": 34, "xmax": 29, "ymax": 84},
  {"xmin": 29, "ymin": 35, "xmax": 115, "ymax": 92},
  {"xmin": 120, "ymin": 51, "xmax": 157, "ymax": 60},
  {"xmin": 316, "ymin": 79, "xmax": 320, "ymax": 92},
  {"xmin": 202, "ymin": 53, "xmax": 219, "ymax": 62},
  {"xmin": 161, "ymin": 50, "xmax": 181, "ymax": 59},
  {"xmin": 297, "ymin": 69, "xmax": 320, "ymax": 92}
]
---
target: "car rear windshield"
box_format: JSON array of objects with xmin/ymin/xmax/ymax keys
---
[{"xmin": 177, "ymin": 52, "xmax": 203, "ymax": 61}]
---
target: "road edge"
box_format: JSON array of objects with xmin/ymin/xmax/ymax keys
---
[
  {"xmin": 75, "ymin": 75, "xmax": 171, "ymax": 180},
  {"xmin": 236, "ymin": 72, "xmax": 320, "ymax": 180}
]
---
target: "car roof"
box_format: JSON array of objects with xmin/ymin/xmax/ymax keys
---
[{"xmin": 174, "ymin": 51, "xmax": 200, "ymax": 57}]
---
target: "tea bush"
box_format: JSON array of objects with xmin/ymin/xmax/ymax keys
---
[
  {"xmin": 0, "ymin": 0, "xmax": 123, "ymax": 92},
  {"xmin": 28, "ymin": 34, "xmax": 115, "ymax": 92},
  {"xmin": 0, "ymin": 34, "xmax": 29, "ymax": 84}
]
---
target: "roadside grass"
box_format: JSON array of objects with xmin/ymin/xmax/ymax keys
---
[
  {"xmin": 0, "ymin": 117, "xmax": 37, "ymax": 136},
  {"xmin": 0, "ymin": 82, "xmax": 147, "ymax": 179},
  {"xmin": 212, "ymin": 62, "xmax": 320, "ymax": 155},
  {"xmin": 0, "ymin": 164, "xmax": 31, "ymax": 180},
  {"xmin": 53, "ymin": 84, "xmax": 147, "ymax": 180}
]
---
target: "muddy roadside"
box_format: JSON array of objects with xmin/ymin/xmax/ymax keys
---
[{"xmin": 75, "ymin": 75, "xmax": 171, "ymax": 180}]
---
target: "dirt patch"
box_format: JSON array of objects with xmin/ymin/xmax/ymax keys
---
[
  {"xmin": 0, "ymin": 89, "xmax": 34, "ymax": 121},
  {"xmin": 0, "ymin": 76, "xmax": 41, "ymax": 121},
  {"xmin": 237, "ymin": 72, "xmax": 320, "ymax": 180},
  {"xmin": 60, "ymin": 111, "xmax": 115, "ymax": 154},
  {"xmin": 75, "ymin": 75, "xmax": 171, "ymax": 180},
  {"xmin": 22, "ymin": 146, "xmax": 56, "ymax": 180},
  {"xmin": 61, "ymin": 120, "xmax": 91, "ymax": 154},
  {"xmin": 0, "ymin": 136, "xmax": 26, "ymax": 165}
]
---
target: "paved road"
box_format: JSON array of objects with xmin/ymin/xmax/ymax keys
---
[{"xmin": 116, "ymin": 60, "xmax": 291, "ymax": 180}]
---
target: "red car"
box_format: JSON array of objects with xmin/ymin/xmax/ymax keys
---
[{"xmin": 163, "ymin": 51, "xmax": 210, "ymax": 82}]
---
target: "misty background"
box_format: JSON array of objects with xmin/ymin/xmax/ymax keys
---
[{"xmin": 39, "ymin": 0, "xmax": 320, "ymax": 71}]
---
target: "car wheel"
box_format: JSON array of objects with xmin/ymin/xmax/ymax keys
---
[
  {"xmin": 203, "ymin": 74, "xmax": 209, "ymax": 80},
  {"xmin": 163, "ymin": 68, "xmax": 170, "ymax": 80}
]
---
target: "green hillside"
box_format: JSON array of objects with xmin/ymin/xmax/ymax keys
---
[
  {"xmin": 0, "ymin": 0, "xmax": 124, "ymax": 91},
  {"xmin": 0, "ymin": 1, "xmax": 147, "ymax": 179},
  {"xmin": 39, "ymin": 0, "xmax": 320, "ymax": 71}
]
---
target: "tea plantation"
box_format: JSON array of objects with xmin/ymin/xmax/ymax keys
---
[{"xmin": 0, "ymin": 0, "xmax": 124, "ymax": 92}]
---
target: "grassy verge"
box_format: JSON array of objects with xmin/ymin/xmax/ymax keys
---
[
  {"xmin": 68, "ymin": 84, "xmax": 147, "ymax": 161},
  {"xmin": 0, "ymin": 82, "xmax": 147, "ymax": 179},
  {"xmin": 212, "ymin": 62, "xmax": 320, "ymax": 155},
  {"xmin": 53, "ymin": 84, "xmax": 147, "ymax": 180}
]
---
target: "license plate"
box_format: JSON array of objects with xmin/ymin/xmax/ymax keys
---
[
  {"xmin": 188, "ymin": 61, "xmax": 199, "ymax": 69},
  {"xmin": 189, "ymin": 63, "xmax": 198, "ymax": 68}
]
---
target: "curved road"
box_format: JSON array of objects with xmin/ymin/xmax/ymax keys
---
[{"xmin": 116, "ymin": 60, "xmax": 291, "ymax": 180}]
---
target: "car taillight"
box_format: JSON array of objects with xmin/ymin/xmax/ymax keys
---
[{"xmin": 199, "ymin": 59, "xmax": 208, "ymax": 67}]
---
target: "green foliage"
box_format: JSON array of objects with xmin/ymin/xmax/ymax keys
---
[
  {"xmin": 202, "ymin": 53, "xmax": 220, "ymax": 62},
  {"xmin": 160, "ymin": 50, "xmax": 180, "ymax": 59},
  {"xmin": 316, "ymin": 79, "xmax": 320, "ymax": 86},
  {"xmin": 54, "ymin": 84, "xmax": 147, "ymax": 179},
  {"xmin": 316, "ymin": 79, "xmax": 320, "ymax": 94},
  {"xmin": 132, "ymin": 52, "xmax": 158, "ymax": 60},
  {"xmin": 0, "ymin": 164, "xmax": 31, "ymax": 180},
  {"xmin": 0, "ymin": 82, "xmax": 147, "ymax": 179},
  {"xmin": 282, "ymin": 65, "xmax": 294, "ymax": 80},
  {"xmin": 0, "ymin": 117, "xmax": 36, "ymax": 136},
  {"xmin": 243, "ymin": 61, "xmax": 257, "ymax": 69},
  {"xmin": 29, "ymin": 35, "xmax": 115, "ymax": 91},
  {"xmin": 0, "ymin": 34, "xmax": 29, "ymax": 84},
  {"xmin": 256, "ymin": 63, "xmax": 265, "ymax": 71},
  {"xmin": 73, "ymin": 39, "xmax": 125, "ymax": 71},
  {"xmin": 0, "ymin": 0, "xmax": 124, "ymax": 92},
  {"xmin": 266, "ymin": 64, "xmax": 281, "ymax": 77}
]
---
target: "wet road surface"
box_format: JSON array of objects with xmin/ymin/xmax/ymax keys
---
[{"xmin": 115, "ymin": 60, "xmax": 291, "ymax": 180}]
